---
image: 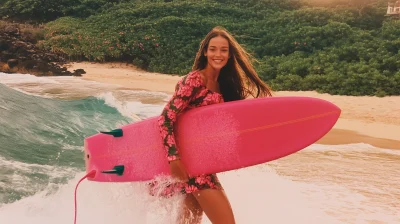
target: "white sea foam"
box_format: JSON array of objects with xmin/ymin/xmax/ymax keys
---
[
  {"xmin": 0, "ymin": 73, "xmax": 60, "ymax": 85},
  {"xmin": 2, "ymin": 163, "xmax": 398, "ymax": 223},
  {"xmin": 0, "ymin": 156, "xmax": 78, "ymax": 180},
  {"xmin": 0, "ymin": 165, "xmax": 347, "ymax": 224},
  {"xmin": 96, "ymin": 92, "xmax": 165, "ymax": 121}
]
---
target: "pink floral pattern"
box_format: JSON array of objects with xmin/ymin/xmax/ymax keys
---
[
  {"xmin": 148, "ymin": 174, "xmax": 222, "ymax": 198},
  {"xmin": 158, "ymin": 70, "xmax": 224, "ymax": 161},
  {"xmin": 152, "ymin": 70, "xmax": 224, "ymax": 197}
]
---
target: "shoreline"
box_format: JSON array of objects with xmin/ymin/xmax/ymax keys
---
[
  {"xmin": 68, "ymin": 62, "xmax": 400, "ymax": 150},
  {"xmin": 316, "ymin": 128, "xmax": 400, "ymax": 150}
]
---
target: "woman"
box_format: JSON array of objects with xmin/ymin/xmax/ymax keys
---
[{"xmin": 155, "ymin": 26, "xmax": 272, "ymax": 223}]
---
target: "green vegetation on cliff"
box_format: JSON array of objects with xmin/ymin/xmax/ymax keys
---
[{"xmin": 1, "ymin": 0, "xmax": 399, "ymax": 96}]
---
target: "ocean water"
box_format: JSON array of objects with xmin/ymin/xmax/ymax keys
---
[{"xmin": 0, "ymin": 72, "xmax": 399, "ymax": 224}]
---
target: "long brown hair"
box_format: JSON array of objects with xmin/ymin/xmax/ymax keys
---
[{"xmin": 192, "ymin": 26, "xmax": 273, "ymax": 102}]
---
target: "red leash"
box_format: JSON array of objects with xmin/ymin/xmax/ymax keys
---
[{"xmin": 74, "ymin": 170, "xmax": 96, "ymax": 224}]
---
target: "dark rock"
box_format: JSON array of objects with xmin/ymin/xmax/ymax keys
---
[
  {"xmin": 1, "ymin": 51, "xmax": 13, "ymax": 61},
  {"xmin": 7, "ymin": 59, "xmax": 18, "ymax": 68},
  {"xmin": 0, "ymin": 40, "xmax": 9, "ymax": 51},
  {"xmin": 73, "ymin": 69, "xmax": 86, "ymax": 76},
  {"xmin": 0, "ymin": 21, "xmax": 83, "ymax": 77},
  {"xmin": 4, "ymin": 25, "xmax": 19, "ymax": 34},
  {"xmin": 21, "ymin": 60, "xmax": 36, "ymax": 69},
  {"xmin": 36, "ymin": 62, "xmax": 50, "ymax": 72}
]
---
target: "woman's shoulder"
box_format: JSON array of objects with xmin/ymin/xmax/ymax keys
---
[{"xmin": 179, "ymin": 70, "xmax": 204, "ymax": 88}]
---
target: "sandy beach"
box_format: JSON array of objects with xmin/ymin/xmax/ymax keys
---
[{"xmin": 68, "ymin": 62, "xmax": 400, "ymax": 150}]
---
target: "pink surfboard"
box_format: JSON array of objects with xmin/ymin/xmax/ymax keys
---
[{"xmin": 84, "ymin": 96, "xmax": 340, "ymax": 182}]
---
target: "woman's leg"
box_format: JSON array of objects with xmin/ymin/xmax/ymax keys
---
[
  {"xmin": 155, "ymin": 173, "xmax": 234, "ymax": 224},
  {"xmin": 178, "ymin": 193, "xmax": 203, "ymax": 224},
  {"xmin": 193, "ymin": 189, "xmax": 235, "ymax": 224}
]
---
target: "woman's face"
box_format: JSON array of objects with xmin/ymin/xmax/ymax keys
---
[{"xmin": 204, "ymin": 35, "xmax": 230, "ymax": 71}]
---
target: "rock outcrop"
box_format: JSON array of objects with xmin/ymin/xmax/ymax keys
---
[{"xmin": 0, "ymin": 23, "xmax": 85, "ymax": 76}]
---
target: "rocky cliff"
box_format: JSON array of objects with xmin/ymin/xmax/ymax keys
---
[{"xmin": 0, "ymin": 23, "xmax": 84, "ymax": 76}]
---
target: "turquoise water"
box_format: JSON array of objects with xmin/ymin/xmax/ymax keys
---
[
  {"xmin": 0, "ymin": 83, "xmax": 131, "ymax": 204},
  {"xmin": 0, "ymin": 73, "xmax": 399, "ymax": 224}
]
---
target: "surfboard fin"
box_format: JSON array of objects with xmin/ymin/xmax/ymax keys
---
[
  {"xmin": 100, "ymin": 129, "xmax": 123, "ymax": 137},
  {"xmin": 101, "ymin": 165, "xmax": 125, "ymax": 176}
]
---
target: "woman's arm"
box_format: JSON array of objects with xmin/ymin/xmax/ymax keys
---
[{"xmin": 158, "ymin": 74, "xmax": 201, "ymax": 162}]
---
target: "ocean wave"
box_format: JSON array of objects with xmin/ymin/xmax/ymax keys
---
[
  {"xmin": 0, "ymin": 72, "xmax": 60, "ymax": 85},
  {"xmin": 95, "ymin": 91, "xmax": 164, "ymax": 121}
]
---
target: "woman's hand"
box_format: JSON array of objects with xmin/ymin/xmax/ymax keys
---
[{"xmin": 169, "ymin": 160, "xmax": 189, "ymax": 182}]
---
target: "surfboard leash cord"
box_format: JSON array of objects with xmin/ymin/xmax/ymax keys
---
[{"xmin": 74, "ymin": 170, "xmax": 96, "ymax": 224}]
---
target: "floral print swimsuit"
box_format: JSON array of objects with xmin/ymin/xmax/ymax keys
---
[{"xmin": 148, "ymin": 70, "xmax": 224, "ymax": 197}]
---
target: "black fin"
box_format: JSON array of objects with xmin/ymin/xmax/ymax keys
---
[
  {"xmin": 101, "ymin": 165, "xmax": 125, "ymax": 176},
  {"xmin": 100, "ymin": 128, "xmax": 123, "ymax": 137}
]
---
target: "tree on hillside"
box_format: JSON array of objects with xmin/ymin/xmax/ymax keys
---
[
  {"xmin": 348, "ymin": 0, "xmax": 388, "ymax": 15},
  {"xmin": 0, "ymin": 0, "xmax": 129, "ymax": 22}
]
